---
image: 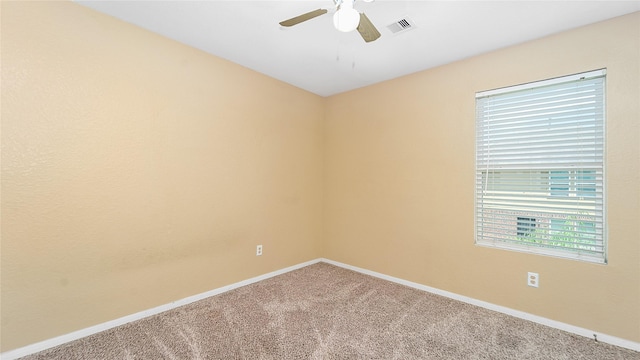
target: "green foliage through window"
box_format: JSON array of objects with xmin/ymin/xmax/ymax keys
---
[{"xmin": 516, "ymin": 216, "xmax": 598, "ymax": 252}]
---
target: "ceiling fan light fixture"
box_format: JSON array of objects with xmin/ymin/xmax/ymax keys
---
[{"xmin": 333, "ymin": 2, "xmax": 360, "ymax": 32}]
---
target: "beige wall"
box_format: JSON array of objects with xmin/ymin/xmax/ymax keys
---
[
  {"xmin": 2, "ymin": 0, "xmax": 638, "ymax": 353},
  {"xmin": 324, "ymin": 12, "xmax": 639, "ymax": 343},
  {"xmin": 1, "ymin": 1, "xmax": 324, "ymax": 351}
]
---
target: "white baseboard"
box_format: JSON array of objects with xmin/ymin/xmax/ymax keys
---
[
  {"xmin": 3, "ymin": 257, "xmax": 638, "ymax": 359},
  {"xmin": 0, "ymin": 258, "xmax": 321, "ymax": 360},
  {"xmin": 320, "ymin": 258, "xmax": 640, "ymax": 352}
]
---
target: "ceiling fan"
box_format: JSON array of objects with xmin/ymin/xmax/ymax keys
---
[{"xmin": 279, "ymin": 0, "xmax": 381, "ymax": 43}]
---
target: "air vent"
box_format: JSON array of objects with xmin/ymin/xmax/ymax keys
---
[{"xmin": 386, "ymin": 17, "xmax": 416, "ymax": 34}]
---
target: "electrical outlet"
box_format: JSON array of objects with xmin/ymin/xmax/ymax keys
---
[
  {"xmin": 527, "ymin": 272, "xmax": 539, "ymax": 288},
  {"xmin": 256, "ymin": 245, "xmax": 263, "ymax": 256}
]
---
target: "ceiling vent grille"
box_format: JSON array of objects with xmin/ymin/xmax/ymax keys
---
[{"xmin": 386, "ymin": 17, "xmax": 416, "ymax": 34}]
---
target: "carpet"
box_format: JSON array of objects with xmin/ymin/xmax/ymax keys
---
[{"xmin": 19, "ymin": 262, "xmax": 639, "ymax": 359}]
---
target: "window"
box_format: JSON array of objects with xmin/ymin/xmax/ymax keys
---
[
  {"xmin": 475, "ymin": 69, "xmax": 606, "ymax": 263},
  {"xmin": 549, "ymin": 170, "xmax": 596, "ymax": 197},
  {"xmin": 517, "ymin": 217, "xmax": 536, "ymax": 237}
]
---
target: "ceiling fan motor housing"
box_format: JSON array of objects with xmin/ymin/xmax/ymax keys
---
[{"xmin": 334, "ymin": 0, "xmax": 360, "ymax": 32}]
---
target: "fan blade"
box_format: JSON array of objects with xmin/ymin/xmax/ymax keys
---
[
  {"xmin": 279, "ymin": 9, "xmax": 328, "ymax": 27},
  {"xmin": 357, "ymin": 13, "xmax": 381, "ymax": 43}
]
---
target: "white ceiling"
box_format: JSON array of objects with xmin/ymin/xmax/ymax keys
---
[{"xmin": 76, "ymin": 0, "xmax": 639, "ymax": 97}]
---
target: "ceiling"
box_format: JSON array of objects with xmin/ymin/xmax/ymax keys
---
[{"xmin": 76, "ymin": 0, "xmax": 640, "ymax": 97}]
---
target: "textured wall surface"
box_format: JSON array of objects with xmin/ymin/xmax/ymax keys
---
[
  {"xmin": 324, "ymin": 12, "xmax": 640, "ymax": 343},
  {"xmin": 1, "ymin": 1, "xmax": 324, "ymax": 351}
]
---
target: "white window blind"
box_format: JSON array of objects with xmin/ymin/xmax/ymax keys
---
[{"xmin": 475, "ymin": 69, "xmax": 606, "ymax": 264}]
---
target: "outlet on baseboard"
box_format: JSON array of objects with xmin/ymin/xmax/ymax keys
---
[
  {"xmin": 256, "ymin": 245, "xmax": 263, "ymax": 256},
  {"xmin": 527, "ymin": 272, "xmax": 539, "ymax": 288}
]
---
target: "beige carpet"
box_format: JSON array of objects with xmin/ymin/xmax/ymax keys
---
[{"xmin": 20, "ymin": 262, "xmax": 639, "ymax": 359}]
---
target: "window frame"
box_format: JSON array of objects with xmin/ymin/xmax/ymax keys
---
[{"xmin": 474, "ymin": 69, "xmax": 607, "ymax": 264}]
